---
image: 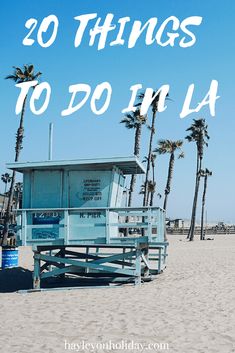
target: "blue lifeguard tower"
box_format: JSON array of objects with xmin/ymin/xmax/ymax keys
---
[{"xmin": 7, "ymin": 156, "xmax": 168, "ymax": 288}]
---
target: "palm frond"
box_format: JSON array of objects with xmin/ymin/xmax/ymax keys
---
[
  {"xmin": 5, "ymin": 75, "xmax": 17, "ymax": 81},
  {"xmin": 178, "ymin": 152, "xmax": 185, "ymax": 159},
  {"xmin": 28, "ymin": 64, "xmax": 34, "ymax": 75},
  {"xmin": 33, "ymin": 71, "xmax": 42, "ymax": 79},
  {"xmin": 120, "ymin": 109, "xmax": 146, "ymax": 129},
  {"xmin": 6, "ymin": 65, "xmax": 41, "ymax": 84}
]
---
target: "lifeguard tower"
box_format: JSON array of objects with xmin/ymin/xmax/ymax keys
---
[{"xmin": 7, "ymin": 156, "xmax": 168, "ymax": 288}]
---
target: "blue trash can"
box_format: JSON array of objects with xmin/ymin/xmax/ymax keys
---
[{"xmin": 1, "ymin": 247, "xmax": 19, "ymax": 269}]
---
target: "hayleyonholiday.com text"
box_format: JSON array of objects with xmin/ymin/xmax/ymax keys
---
[{"xmin": 15, "ymin": 13, "xmax": 219, "ymax": 119}]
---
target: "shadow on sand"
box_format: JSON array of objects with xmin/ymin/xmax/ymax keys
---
[
  {"xmin": 0, "ymin": 267, "xmax": 123, "ymax": 293},
  {"xmin": 0, "ymin": 267, "xmax": 33, "ymax": 293}
]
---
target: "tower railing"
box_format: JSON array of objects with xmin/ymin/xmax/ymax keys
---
[{"xmin": 16, "ymin": 206, "xmax": 166, "ymax": 247}]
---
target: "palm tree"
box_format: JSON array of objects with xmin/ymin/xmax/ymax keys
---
[
  {"xmin": 200, "ymin": 168, "xmax": 212, "ymax": 240},
  {"xmin": 120, "ymin": 109, "xmax": 146, "ymax": 206},
  {"xmin": 1, "ymin": 173, "xmax": 12, "ymax": 216},
  {"xmin": 1, "ymin": 64, "xmax": 42, "ymax": 246},
  {"xmin": 14, "ymin": 182, "xmax": 23, "ymax": 209},
  {"xmin": 155, "ymin": 140, "xmax": 184, "ymax": 211},
  {"xmin": 136, "ymin": 90, "xmax": 168, "ymax": 206},
  {"xmin": 147, "ymin": 180, "xmax": 156, "ymax": 206},
  {"xmin": 140, "ymin": 180, "xmax": 161, "ymax": 205},
  {"xmin": 141, "ymin": 153, "xmax": 157, "ymax": 206},
  {"xmin": 149, "ymin": 153, "xmax": 157, "ymax": 206},
  {"xmin": 185, "ymin": 119, "xmax": 209, "ymax": 241}
]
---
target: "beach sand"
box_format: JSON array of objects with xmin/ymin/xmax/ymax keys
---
[{"xmin": 0, "ymin": 235, "xmax": 234, "ymax": 353}]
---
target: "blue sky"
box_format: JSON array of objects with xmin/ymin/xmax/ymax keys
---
[{"xmin": 1, "ymin": 0, "xmax": 235, "ymax": 222}]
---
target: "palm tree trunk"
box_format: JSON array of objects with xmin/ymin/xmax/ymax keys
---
[
  {"xmin": 143, "ymin": 111, "xmax": 156, "ymax": 206},
  {"xmin": 1, "ymin": 96, "xmax": 27, "ymax": 246},
  {"xmin": 128, "ymin": 174, "xmax": 136, "ymax": 207},
  {"xmin": 163, "ymin": 153, "xmax": 175, "ymax": 211},
  {"xmin": 187, "ymin": 153, "xmax": 199, "ymax": 239},
  {"xmin": 147, "ymin": 186, "xmax": 150, "ymax": 206},
  {"xmin": 163, "ymin": 153, "xmax": 175, "ymax": 242},
  {"xmin": 147, "ymin": 155, "xmax": 156, "ymax": 206},
  {"xmin": 1, "ymin": 183, "xmax": 7, "ymax": 217},
  {"xmin": 128, "ymin": 125, "xmax": 141, "ymax": 207},
  {"xmin": 188, "ymin": 155, "xmax": 202, "ymax": 241},
  {"xmin": 149, "ymin": 158, "xmax": 155, "ymax": 207},
  {"xmin": 150, "ymin": 192, "xmax": 153, "ymax": 207},
  {"xmin": 200, "ymin": 175, "xmax": 208, "ymax": 240}
]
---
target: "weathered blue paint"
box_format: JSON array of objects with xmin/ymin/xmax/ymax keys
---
[
  {"xmin": 16, "ymin": 206, "xmax": 165, "ymax": 246},
  {"xmin": 8, "ymin": 157, "xmax": 164, "ymax": 245},
  {"xmin": 7, "ymin": 156, "xmax": 168, "ymax": 288}
]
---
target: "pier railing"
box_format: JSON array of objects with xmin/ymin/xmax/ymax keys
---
[{"xmin": 16, "ymin": 206, "xmax": 165, "ymax": 246}]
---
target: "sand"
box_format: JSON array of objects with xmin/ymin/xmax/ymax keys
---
[{"xmin": 0, "ymin": 235, "xmax": 234, "ymax": 353}]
